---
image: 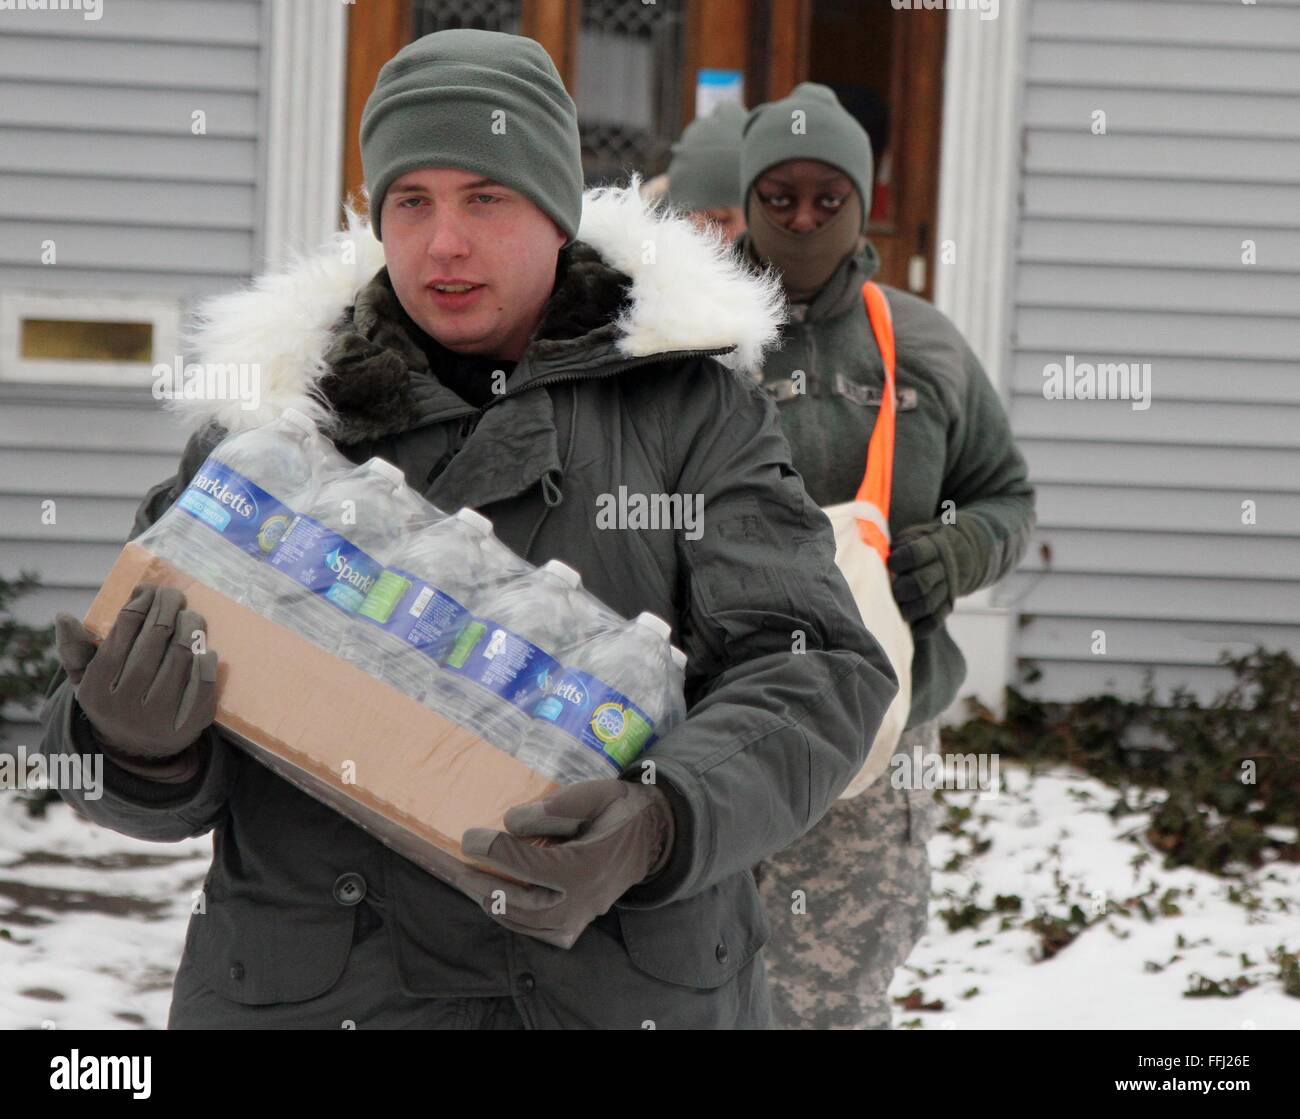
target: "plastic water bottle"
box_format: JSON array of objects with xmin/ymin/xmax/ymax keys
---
[
  {"xmin": 438, "ymin": 560, "xmax": 621, "ymax": 754},
  {"xmin": 518, "ymin": 612, "xmax": 687, "ymax": 783},
  {"xmin": 139, "ymin": 408, "xmax": 344, "ymax": 601},
  {"xmin": 261, "ymin": 457, "xmax": 440, "ymax": 653},
  {"xmin": 340, "ymin": 507, "xmax": 530, "ymax": 705}
]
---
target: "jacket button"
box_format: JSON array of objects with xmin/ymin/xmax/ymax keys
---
[
  {"xmin": 332, "ymin": 872, "xmax": 367, "ymax": 906},
  {"xmin": 229, "ymin": 962, "xmax": 245, "ymax": 981},
  {"xmin": 716, "ymin": 942, "xmax": 729, "ymax": 964},
  {"xmin": 517, "ymin": 973, "xmax": 536, "ymax": 995}
]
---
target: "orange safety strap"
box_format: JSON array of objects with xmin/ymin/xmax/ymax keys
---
[{"xmin": 854, "ymin": 281, "xmax": 897, "ymax": 560}]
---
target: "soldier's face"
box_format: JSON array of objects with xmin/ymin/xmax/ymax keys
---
[{"xmin": 381, "ymin": 167, "xmax": 567, "ymax": 363}]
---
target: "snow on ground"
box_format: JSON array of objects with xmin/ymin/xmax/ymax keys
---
[
  {"xmin": 0, "ymin": 793, "xmax": 209, "ymax": 1030},
  {"xmin": 890, "ymin": 763, "xmax": 1300, "ymax": 1030},
  {"xmin": 1, "ymin": 759, "xmax": 1297, "ymax": 1030}
]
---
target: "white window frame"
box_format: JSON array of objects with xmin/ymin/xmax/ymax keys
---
[
  {"xmin": 261, "ymin": 0, "xmax": 347, "ymax": 269},
  {"xmin": 0, "ymin": 291, "xmax": 181, "ymax": 389}
]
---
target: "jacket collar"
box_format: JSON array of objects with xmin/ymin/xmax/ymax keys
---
[{"xmin": 168, "ymin": 177, "xmax": 787, "ymax": 441}]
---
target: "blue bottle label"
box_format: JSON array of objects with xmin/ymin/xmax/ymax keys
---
[
  {"xmin": 530, "ymin": 668, "xmax": 657, "ymax": 770},
  {"xmin": 356, "ymin": 567, "xmax": 471, "ymax": 657},
  {"xmin": 440, "ymin": 618, "xmax": 561, "ymax": 711},
  {"xmin": 266, "ymin": 514, "xmax": 384, "ymax": 614},
  {"xmin": 175, "ymin": 459, "xmax": 296, "ymax": 559}
]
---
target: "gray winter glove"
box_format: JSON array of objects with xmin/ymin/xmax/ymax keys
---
[
  {"xmin": 54, "ymin": 582, "xmax": 219, "ymax": 773},
  {"xmin": 887, "ymin": 518, "xmax": 982, "ymax": 638},
  {"xmin": 455, "ymin": 779, "xmax": 675, "ymax": 949}
]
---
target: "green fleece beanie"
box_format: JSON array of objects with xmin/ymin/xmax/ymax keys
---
[
  {"xmin": 664, "ymin": 102, "xmax": 747, "ymax": 212},
  {"xmin": 740, "ymin": 82, "xmax": 873, "ymax": 234},
  {"xmin": 360, "ymin": 29, "xmax": 583, "ymax": 244}
]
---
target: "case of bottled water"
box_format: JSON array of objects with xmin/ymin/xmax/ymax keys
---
[{"xmin": 140, "ymin": 415, "xmax": 691, "ymax": 781}]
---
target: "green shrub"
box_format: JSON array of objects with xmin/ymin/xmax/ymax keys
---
[{"xmin": 943, "ymin": 648, "xmax": 1300, "ymax": 875}]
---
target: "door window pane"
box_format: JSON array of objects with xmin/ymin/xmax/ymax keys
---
[
  {"xmin": 411, "ymin": 0, "xmax": 521, "ymax": 36},
  {"xmin": 577, "ymin": 0, "xmax": 686, "ymax": 185}
]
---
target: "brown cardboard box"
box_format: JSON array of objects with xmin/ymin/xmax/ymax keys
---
[{"xmin": 83, "ymin": 542, "xmax": 558, "ymax": 883}]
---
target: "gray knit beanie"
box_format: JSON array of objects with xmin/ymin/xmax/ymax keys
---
[
  {"xmin": 664, "ymin": 102, "xmax": 747, "ymax": 212},
  {"xmin": 360, "ymin": 29, "xmax": 583, "ymax": 243},
  {"xmin": 740, "ymin": 82, "xmax": 873, "ymax": 234}
]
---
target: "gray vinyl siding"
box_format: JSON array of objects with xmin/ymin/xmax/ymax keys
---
[
  {"xmin": 0, "ymin": 0, "xmax": 266, "ymax": 751},
  {"xmin": 0, "ymin": 400, "xmax": 189, "ymax": 753},
  {"xmin": 1007, "ymin": 0, "xmax": 1300, "ymax": 706},
  {"xmin": 0, "ymin": 0, "xmax": 264, "ymax": 294}
]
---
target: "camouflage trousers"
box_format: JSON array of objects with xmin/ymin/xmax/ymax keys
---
[{"xmin": 754, "ymin": 718, "xmax": 940, "ymax": 1030}]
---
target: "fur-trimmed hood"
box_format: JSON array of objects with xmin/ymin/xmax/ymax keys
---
[{"xmin": 169, "ymin": 178, "xmax": 786, "ymax": 437}]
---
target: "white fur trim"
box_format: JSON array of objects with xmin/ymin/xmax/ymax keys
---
[
  {"xmin": 172, "ymin": 183, "xmax": 786, "ymax": 435},
  {"xmin": 578, "ymin": 173, "xmax": 786, "ymax": 373}
]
